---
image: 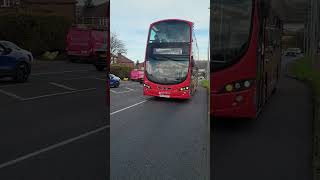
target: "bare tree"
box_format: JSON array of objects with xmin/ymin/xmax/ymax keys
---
[{"xmin": 111, "ymin": 32, "xmax": 127, "ymax": 62}]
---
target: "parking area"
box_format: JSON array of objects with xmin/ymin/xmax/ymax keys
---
[
  {"xmin": 110, "ymin": 80, "xmax": 209, "ymax": 179},
  {"xmin": 0, "ymin": 60, "xmax": 108, "ymax": 179}
]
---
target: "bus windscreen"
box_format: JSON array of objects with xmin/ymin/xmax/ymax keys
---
[{"xmin": 210, "ymin": 0, "xmax": 253, "ymax": 71}]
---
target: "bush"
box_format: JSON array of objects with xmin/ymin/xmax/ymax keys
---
[
  {"xmin": 110, "ymin": 64, "xmax": 133, "ymax": 79},
  {"xmin": 200, "ymin": 79, "xmax": 209, "ymax": 90},
  {"xmin": 0, "ymin": 12, "xmax": 72, "ymax": 56}
]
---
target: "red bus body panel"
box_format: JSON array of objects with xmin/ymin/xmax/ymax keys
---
[
  {"xmin": 144, "ymin": 75, "xmax": 192, "ymax": 99},
  {"xmin": 210, "ymin": 3, "xmax": 259, "ymax": 119},
  {"xmin": 143, "ymin": 19, "xmax": 194, "ymax": 99}
]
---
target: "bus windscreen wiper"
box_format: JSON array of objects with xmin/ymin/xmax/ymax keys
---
[
  {"xmin": 148, "ymin": 55, "xmax": 167, "ymax": 61},
  {"xmin": 153, "ymin": 54, "xmax": 188, "ymax": 61}
]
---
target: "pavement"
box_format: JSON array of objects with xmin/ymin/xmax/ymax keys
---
[
  {"xmin": 211, "ymin": 55, "xmax": 313, "ymax": 180},
  {"xmin": 0, "ymin": 60, "xmax": 109, "ymax": 180},
  {"xmin": 111, "ymin": 81, "xmax": 209, "ymax": 180}
]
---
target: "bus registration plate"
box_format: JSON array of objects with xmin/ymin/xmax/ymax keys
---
[
  {"xmin": 159, "ymin": 92, "xmax": 170, "ymax": 98},
  {"xmin": 159, "ymin": 94, "xmax": 170, "ymax": 98}
]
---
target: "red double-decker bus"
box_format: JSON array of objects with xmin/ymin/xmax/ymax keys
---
[
  {"xmin": 210, "ymin": 0, "xmax": 282, "ymax": 119},
  {"xmin": 143, "ymin": 19, "xmax": 199, "ymax": 99}
]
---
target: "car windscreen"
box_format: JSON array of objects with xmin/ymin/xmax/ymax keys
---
[{"xmin": 0, "ymin": 41, "xmax": 20, "ymax": 50}]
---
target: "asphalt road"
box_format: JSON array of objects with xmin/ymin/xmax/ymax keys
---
[
  {"xmin": 111, "ymin": 81, "xmax": 209, "ymax": 180},
  {"xmin": 0, "ymin": 60, "xmax": 108, "ymax": 180},
  {"xmin": 211, "ymin": 55, "xmax": 313, "ymax": 180}
]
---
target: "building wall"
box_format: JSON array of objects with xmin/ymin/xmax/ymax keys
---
[
  {"xmin": 24, "ymin": 3, "xmax": 75, "ymax": 22},
  {"xmin": 118, "ymin": 62, "xmax": 134, "ymax": 68},
  {"xmin": 0, "ymin": 7, "xmax": 15, "ymax": 15}
]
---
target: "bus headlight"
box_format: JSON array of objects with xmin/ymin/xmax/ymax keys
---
[
  {"xmin": 244, "ymin": 81, "xmax": 251, "ymax": 88},
  {"xmin": 180, "ymin": 86, "xmax": 189, "ymax": 91},
  {"xmin": 144, "ymin": 84, "xmax": 151, "ymax": 89},
  {"xmin": 225, "ymin": 84, "xmax": 233, "ymax": 92},
  {"xmin": 221, "ymin": 79, "xmax": 255, "ymax": 93},
  {"xmin": 235, "ymin": 83, "xmax": 241, "ymax": 89}
]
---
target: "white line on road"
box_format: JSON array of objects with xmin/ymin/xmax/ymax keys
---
[
  {"xmin": 110, "ymin": 100, "xmax": 147, "ymax": 116},
  {"xmin": 125, "ymin": 87, "xmax": 134, "ymax": 91},
  {"xmin": 62, "ymin": 76, "xmax": 106, "ymax": 81},
  {"xmin": 49, "ymin": 82, "xmax": 76, "ymax": 91},
  {"xmin": 31, "ymin": 69, "xmax": 91, "ymax": 76},
  {"xmin": 110, "ymin": 90, "xmax": 119, "ymax": 94},
  {"xmin": 0, "ymin": 89, "xmax": 24, "ymax": 100},
  {"xmin": 110, "ymin": 87, "xmax": 135, "ymax": 94},
  {"xmin": 0, "ymin": 125, "xmax": 110, "ymax": 170},
  {"xmin": 21, "ymin": 88, "xmax": 96, "ymax": 101},
  {"xmin": 95, "ymin": 77, "xmax": 106, "ymax": 81}
]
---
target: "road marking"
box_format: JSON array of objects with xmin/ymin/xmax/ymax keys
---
[
  {"xmin": 21, "ymin": 88, "xmax": 96, "ymax": 101},
  {"xmin": 62, "ymin": 76, "xmax": 106, "ymax": 81},
  {"xmin": 0, "ymin": 89, "xmax": 24, "ymax": 100},
  {"xmin": 110, "ymin": 100, "xmax": 147, "ymax": 115},
  {"xmin": 0, "ymin": 83, "xmax": 27, "ymax": 88},
  {"xmin": 126, "ymin": 87, "xmax": 134, "ymax": 91},
  {"xmin": 49, "ymin": 82, "xmax": 76, "ymax": 91},
  {"xmin": 31, "ymin": 69, "xmax": 91, "ymax": 76},
  {"xmin": 110, "ymin": 87, "xmax": 135, "ymax": 94},
  {"xmin": 110, "ymin": 90, "xmax": 119, "ymax": 94},
  {"xmin": 0, "ymin": 125, "xmax": 110, "ymax": 170},
  {"xmin": 95, "ymin": 77, "xmax": 106, "ymax": 81}
]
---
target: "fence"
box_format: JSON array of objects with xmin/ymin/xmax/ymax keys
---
[{"xmin": 76, "ymin": 16, "xmax": 108, "ymax": 27}]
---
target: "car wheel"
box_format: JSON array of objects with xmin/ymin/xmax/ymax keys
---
[
  {"xmin": 14, "ymin": 63, "xmax": 29, "ymax": 83},
  {"xmin": 95, "ymin": 65, "xmax": 105, "ymax": 71},
  {"xmin": 116, "ymin": 82, "xmax": 120, "ymax": 88}
]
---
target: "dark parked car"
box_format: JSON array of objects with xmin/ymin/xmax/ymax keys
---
[{"xmin": 0, "ymin": 41, "xmax": 33, "ymax": 82}]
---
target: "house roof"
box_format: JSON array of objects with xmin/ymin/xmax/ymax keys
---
[{"xmin": 117, "ymin": 54, "xmax": 134, "ymax": 64}]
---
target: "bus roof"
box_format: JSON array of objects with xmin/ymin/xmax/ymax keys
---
[{"xmin": 150, "ymin": 19, "xmax": 193, "ymax": 26}]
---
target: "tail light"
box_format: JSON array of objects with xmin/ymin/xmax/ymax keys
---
[{"xmin": 220, "ymin": 80, "xmax": 255, "ymax": 93}]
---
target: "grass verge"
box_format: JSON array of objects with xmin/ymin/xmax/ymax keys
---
[
  {"xmin": 289, "ymin": 56, "xmax": 320, "ymax": 96},
  {"xmin": 289, "ymin": 56, "xmax": 320, "ymax": 180},
  {"xmin": 200, "ymin": 79, "xmax": 209, "ymax": 90}
]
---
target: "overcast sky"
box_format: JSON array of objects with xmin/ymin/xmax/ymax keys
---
[{"xmin": 111, "ymin": 0, "xmax": 209, "ymax": 62}]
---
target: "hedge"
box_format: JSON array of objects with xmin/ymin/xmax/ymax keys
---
[
  {"xmin": 0, "ymin": 12, "xmax": 72, "ymax": 56},
  {"xmin": 110, "ymin": 64, "xmax": 133, "ymax": 79}
]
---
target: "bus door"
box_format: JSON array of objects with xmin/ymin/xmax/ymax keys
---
[
  {"xmin": 265, "ymin": 16, "xmax": 281, "ymax": 98},
  {"xmin": 190, "ymin": 58, "xmax": 197, "ymax": 94},
  {"xmin": 257, "ymin": 10, "xmax": 266, "ymax": 111}
]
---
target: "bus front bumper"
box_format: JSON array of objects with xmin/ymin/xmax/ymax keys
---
[
  {"xmin": 210, "ymin": 89, "xmax": 256, "ymax": 119},
  {"xmin": 144, "ymin": 88, "xmax": 191, "ymax": 99}
]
